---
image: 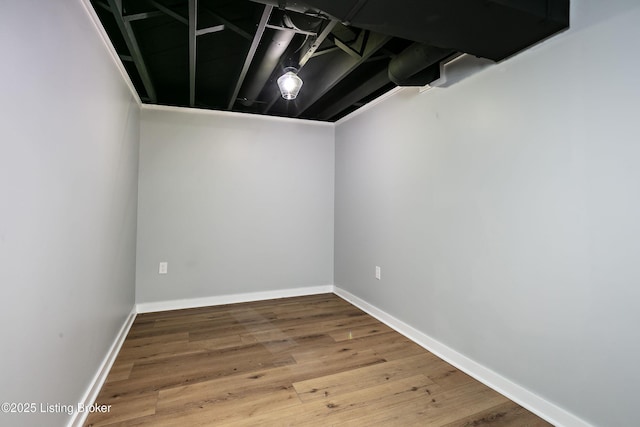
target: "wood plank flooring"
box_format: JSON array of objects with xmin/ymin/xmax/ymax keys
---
[{"xmin": 85, "ymin": 294, "xmax": 551, "ymax": 426}]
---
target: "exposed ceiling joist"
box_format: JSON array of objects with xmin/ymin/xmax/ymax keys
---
[
  {"xmin": 91, "ymin": 0, "xmax": 569, "ymax": 122},
  {"xmin": 310, "ymin": 46, "xmax": 340, "ymax": 59},
  {"xmin": 106, "ymin": 0, "xmax": 157, "ymax": 102},
  {"xmin": 260, "ymin": 19, "xmax": 340, "ymax": 114},
  {"xmin": 299, "ymin": 19, "xmax": 338, "ymax": 67},
  {"xmin": 188, "ymin": 0, "xmax": 197, "ymax": 107},
  {"xmin": 147, "ymin": 0, "xmax": 188, "ymax": 25},
  {"xmin": 226, "ymin": 5, "xmax": 273, "ymax": 110},
  {"xmin": 265, "ymin": 24, "xmax": 316, "ymax": 37},
  {"xmin": 202, "ymin": 8, "xmax": 252, "ymax": 41},
  {"xmin": 331, "ymin": 34, "xmax": 362, "ymax": 59},
  {"xmin": 196, "ymin": 24, "xmax": 225, "ymax": 37},
  {"xmin": 123, "ymin": 11, "xmax": 164, "ymax": 22},
  {"xmin": 294, "ymin": 31, "xmax": 390, "ymax": 117}
]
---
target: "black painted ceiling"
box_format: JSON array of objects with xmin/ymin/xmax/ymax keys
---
[{"xmin": 90, "ymin": 0, "xmax": 569, "ymax": 122}]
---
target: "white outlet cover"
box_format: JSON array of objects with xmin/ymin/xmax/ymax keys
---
[
  {"xmin": 375, "ymin": 266, "xmax": 381, "ymax": 280},
  {"xmin": 159, "ymin": 262, "xmax": 168, "ymax": 274}
]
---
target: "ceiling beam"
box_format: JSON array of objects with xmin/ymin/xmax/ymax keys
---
[
  {"xmin": 331, "ymin": 34, "xmax": 362, "ymax": 59},
  {"xmin": 299, "ymin": 19, "xmax": 338, "ymax": 67},
  {"xmin": 196, "ymin": 24, "xmax": 225, "ymax": 37},
  {"xmin": 265, "ymin": 24, "xmax": 316, "ymax": 37},
  {"xmin": 124, "ymin": 11, "xmax": 164, "ymax": 22},
  {"xmin": 202, "ymin": 8, "xmax": 252, "ymax": 41},
  {"xmin": 261, "ymin": 19, "xmax": 338, "ymax": 113},
  {"xmin": 147, "ymin": 0, "xmax": 188, "ymax": 25},
  {"xmin": 188, "ymin": 0, "xmax": 197, "ymax": 107},
  {"xmin": 310, "ymin": 46, "xmax": 340, "ymax": 59},
  {"xmin": 226, "ymin": 5, "xmax": 273, "ymax": 110},
  {"xmin": 106, "ymin": 0, "xmax": 157, "ymax": 102},
  {"xmin": 293, "ymin": 31, "xmax": 390, "ymax": 117},
  {"xmin": 144, "ymin": 2, "xmax": 233, "ymax": 39}
]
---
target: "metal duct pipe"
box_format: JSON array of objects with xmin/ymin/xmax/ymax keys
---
[
  {"xmin": 239, "ymin": 29, "xmax": 295, "ymax": 106},
  {"xmin": 388, "ymin": 43, "xmax": 453, "ymax": 86}
]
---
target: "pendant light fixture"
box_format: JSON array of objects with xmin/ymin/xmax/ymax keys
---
[{"xmin": 277, "ymin": 67, "xmax": 303, "ymax": 100}]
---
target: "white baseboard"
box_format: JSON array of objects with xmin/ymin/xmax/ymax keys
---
[
  {"xmin": 333, "ymin": 286, "xmax": 592, "ymax": 427},
  {"xmin": 68, "ymin": 308, "xmax": 137, "ymax": 427},
  {"xmin": 77, "ymin": 286, "xmax": 589, "ymax": 427},
  {"xmin": 136, "ymin": 285, "xmax": 335, "ymax": 313}
]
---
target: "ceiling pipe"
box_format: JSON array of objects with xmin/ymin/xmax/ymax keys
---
[
  {"xmin": 388, "ymin": 43, "xmax": 454, "ymax": 86},
  {"xmin": 240, "ymin": 10, "xmax": 325, "ymax": 107},
  {"xmin": 239, "ymin": 27, "xmax": 295, "ymax": 106}
]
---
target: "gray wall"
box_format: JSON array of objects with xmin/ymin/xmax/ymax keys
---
[
  {"xmin": 0, "ymin": 1, "xmax": 139, "ymax": 426},
  {"xmin": 334, "ymin": 1, "xmax": 640, "ymax": 426},
  {"xmin": 136, "ymin": 108, "xmax": 334, "ymax": 304}
]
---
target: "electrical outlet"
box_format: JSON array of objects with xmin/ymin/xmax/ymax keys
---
[
  {"xmin": 159, "ymin": 262, "xmax": 168, "ymax": 274},
  {"xmin": 375, "ymin": 266, "xmax": 381, "ymax": 280}
]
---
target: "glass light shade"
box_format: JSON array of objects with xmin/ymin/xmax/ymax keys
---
[{"xmin": 277, "ymin": 69, "xmax": 303, "ymax": 100}]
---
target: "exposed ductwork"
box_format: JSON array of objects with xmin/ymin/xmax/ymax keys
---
[
  {"xmin": 239, "ymin": 28, "xmax": 295, "ymax": 106},
  {"xmin": 388, "ymin": 43, "xmax": 454, "ymax": 87},
  {"xmin": 239, "ymin": 11, "xmax": 325, "ymax": 106},
  {"xmin": 250, "ymin": 0, "xmax": 569, "ymax": 91},
  {"xmin": 272, "ymin": 0, "xmax": 570, "ymax": 61},
  {"xmin": 91, "ymin": 0, "xmax": 570, "ymax": 122}
]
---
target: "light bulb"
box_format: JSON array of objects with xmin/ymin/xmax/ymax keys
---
[{"xmin": 277, "ymin": 68, "xmax": 303, "ymax": 100}]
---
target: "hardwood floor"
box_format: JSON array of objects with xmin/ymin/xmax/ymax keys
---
[{"xmin": 85, "ymin": 294, "xmax": 551, "ymax": 426}]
